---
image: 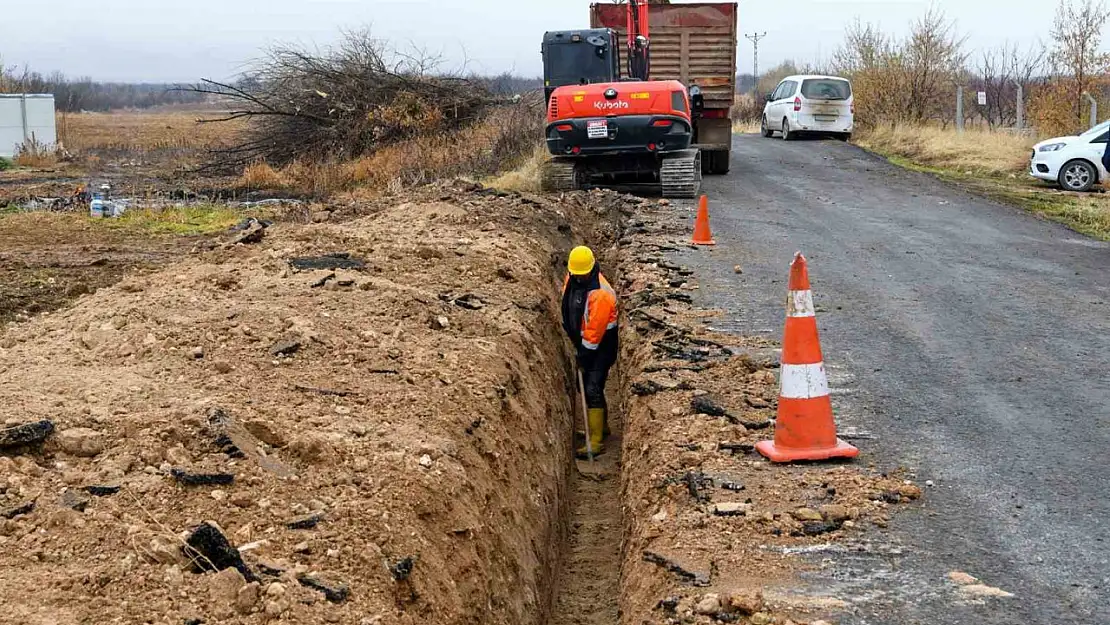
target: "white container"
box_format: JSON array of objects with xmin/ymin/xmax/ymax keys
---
[{"xmin": 89, "ymin": 198, "xmax": 105, "ymax": 218}]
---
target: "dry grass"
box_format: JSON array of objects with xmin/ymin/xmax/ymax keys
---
[
  {"xmin": 732, "ymin": 120, "xmax": 762, "ymax": 135},
  {"xmin": 237, "ymin": 162, "xmax": 288, "ymax": 190},
  {"xmin": 235, "ymin": 107, "xmax": 543, "ymax": 197},
  {"xmin": 855, "ymin": 125, "xmax": 1035, "ymax": 177},
  {"xmin": 857, "ymin": 124, "xmax": 1110, "ymax": 239},
  {"xmin": 59, "ymin": 110, "xmax": 245, "ymax": 154},
  {"xmin": 484, "ymin": 147, "xmax": 549, "ymax": 193}
]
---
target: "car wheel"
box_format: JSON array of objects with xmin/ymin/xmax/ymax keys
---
[
  {"xmin": 761, "ymin": 116, "xmax": 773, "ymax": 138},
  {"xmin": 1059, "ymin": 159, "xmax": 1097, "ymax": 192},
  {"xmin": 782, "ymin": 118, "xmax": 794, "ymax": 141}
]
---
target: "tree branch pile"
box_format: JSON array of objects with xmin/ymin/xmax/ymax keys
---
[{"xmin": 188, "ymin": 31, "xmax": 506, "ymax": 172}]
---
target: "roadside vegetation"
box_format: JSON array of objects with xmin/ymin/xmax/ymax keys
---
[{"xmin": 734, "ymin": 0, "xmax": 1110, "ymax": 239}]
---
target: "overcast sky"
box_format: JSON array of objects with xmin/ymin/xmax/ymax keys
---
[{"xmin": 0, "ymin": 1, "xmax": 1082, "ymax": 83}]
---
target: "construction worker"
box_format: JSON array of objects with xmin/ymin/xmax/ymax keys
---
[{"xmin": 561, "ymin": 246, "xmax": 619, "ymax": 458}]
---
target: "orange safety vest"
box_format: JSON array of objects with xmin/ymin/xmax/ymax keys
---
[{"xmin": 562, "ymin": 273, "xmax": 619, "ymax": 351}]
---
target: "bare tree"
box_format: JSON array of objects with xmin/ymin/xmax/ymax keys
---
[
  {"xmin": 903, "ymin": 9, "xmax": 969, "ymax": 124},
  {"xmin": 182, "ymin": 30, "xmax": 503, "ymax": 171},
  {"xmin": 1050, "ymin": 0, "xmax": 1110, "ymax": 125},
  {"xmin": 974, "ymin": 42, "xmax": 1046, "ymax": 128}
]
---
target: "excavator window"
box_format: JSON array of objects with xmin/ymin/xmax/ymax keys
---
[{"xmin": 542, "ymin": 29, "xmax": 620, "ymax": 100}]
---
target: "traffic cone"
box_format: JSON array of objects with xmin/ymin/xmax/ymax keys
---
[
  {"xmin": 692, "ymin": 195, "xmax": 715, "ymax": 245},
  {"xmin": 756, "ymin": 253, "xmax": 859, "ymax": 463}
]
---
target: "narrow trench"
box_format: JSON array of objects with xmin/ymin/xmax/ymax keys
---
[{"xmin": 548, "ymin": 368, "xmax": 624, "ymax": 625}]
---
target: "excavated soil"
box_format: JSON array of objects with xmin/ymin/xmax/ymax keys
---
[
  {"xmin": 612, "ymin": 200, "xmax": 923, "ymax": 625},
  {"xmin": 0, "ymin": 182, "xmax": 624, "ymax": 625}
]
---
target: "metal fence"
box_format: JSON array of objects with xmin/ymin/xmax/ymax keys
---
[{"xmin": 0, "ymin": 94, "xmax": 57, "ymax": 159}]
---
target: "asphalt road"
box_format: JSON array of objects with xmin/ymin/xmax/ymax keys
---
[{"xmin": 681, "ymin": 134, "xmax": 1110, "ymax": 624}]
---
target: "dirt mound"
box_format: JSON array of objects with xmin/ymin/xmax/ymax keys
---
[{"xmin": 0, "ymin": 183, "xmax": 622, "ymax": 625}]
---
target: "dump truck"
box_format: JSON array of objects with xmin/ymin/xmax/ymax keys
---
[{"xmin": 591, "ymin": 2, "xmax": 738, "ymax": 175}]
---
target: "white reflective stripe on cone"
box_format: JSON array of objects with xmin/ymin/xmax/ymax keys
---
[
  {"xmin": 787, "ymin": 290, "xmax": 815, "ymax": 318},
  {"xmin": 780, "ymin": 362, "xmax": 830, "ymax": 399}
]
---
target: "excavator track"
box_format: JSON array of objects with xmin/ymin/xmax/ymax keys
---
[
  {"xmin": 660, "ymin": 149, "xmax": 702, "ymax": 198},
  {"xmin": 541, "ymin": 159, "xmax": 581, "ymax": 193}
]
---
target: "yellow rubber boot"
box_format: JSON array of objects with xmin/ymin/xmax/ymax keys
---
[{"xmin": 577, "ymin": 408, "xmax": 606, "ymax": 459}]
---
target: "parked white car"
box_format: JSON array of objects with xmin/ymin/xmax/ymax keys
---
[
  {"xmin": 1030, "ymin": 121, "xmax": 1110, "ymax": 192},
  {"xmin": 761, "ymin": 75, "xmax": 854, "ymax": 141}
]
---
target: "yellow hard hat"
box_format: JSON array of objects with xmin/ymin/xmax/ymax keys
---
[{"xmin": 567, "ymin": 246, "xmax": 596, "ymax": 276}]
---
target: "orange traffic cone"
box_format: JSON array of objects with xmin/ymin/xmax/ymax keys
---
[
  {"xmin": 756, "ymin": 253, "xmax": 859, "ymax": 463},
  {"xmin": 692, "ymin": 195, "xmax": 715, "ymax": 245}
]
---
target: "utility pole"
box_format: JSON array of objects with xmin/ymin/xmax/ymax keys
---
[{"xmin": 745, "ymin": 32, "xmax": 768, "ymax": 94}]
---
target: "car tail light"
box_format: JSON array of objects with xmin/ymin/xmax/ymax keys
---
[
  {"xmin": 652, "ymin": 120, "xmax": 673, "ymax": 127},
  {"xmin": 555, "ymin": 124, "xmax": 573, "ymax": 131},
  {"xmin": 648, "ymin": 143, "xmax": 657, "ymax": 151},
  {"xmin": 794, "ymin": 97, "xmax": 802, "ymax": 112},
  {"xmin": 571, "ymin": 146, "xmax": 581, "ymax": 155}
]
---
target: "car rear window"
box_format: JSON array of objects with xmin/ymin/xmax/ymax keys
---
[{"xmin": 801, "ymin": 79, "xmax": 852, "ymax": 100}]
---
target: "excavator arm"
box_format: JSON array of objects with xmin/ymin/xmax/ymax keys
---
[{"xmin": 626, "ymin": 0, "xmax": 651, "ymax": 81}]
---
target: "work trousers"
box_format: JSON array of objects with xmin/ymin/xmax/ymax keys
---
[{"xmin": 580, "ymin": 328, "xmax": 618, "ymax": 410}]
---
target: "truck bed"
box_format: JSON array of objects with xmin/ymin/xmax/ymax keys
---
[{"xmin": 590, "ymin": 3, "xmax": 738, "ymax": 110}]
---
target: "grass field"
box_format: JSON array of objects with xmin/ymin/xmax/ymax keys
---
[
  {"xmin": 58, "ymin": 109, "xmax": 245, "ymax": 153},
  {"xmin": 856, "ymin": 125, "xmax": 1110, "ymax": 240}
]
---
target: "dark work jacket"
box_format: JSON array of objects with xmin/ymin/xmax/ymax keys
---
[{"xmin": 561, "ymin": 266, "xmax": 619, "ymax": 370}]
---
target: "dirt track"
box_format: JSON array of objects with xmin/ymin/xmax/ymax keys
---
[{"xmin": 686, "ymin": 133, "xmax": 1110, "ymax": 624}]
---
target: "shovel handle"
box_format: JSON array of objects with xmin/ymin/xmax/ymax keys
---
[{"xmin": 577, "ymin": 368, "xmax": 594, "ymax": 463}]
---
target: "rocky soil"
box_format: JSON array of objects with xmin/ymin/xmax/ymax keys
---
[
  {"xmin": 0, "ymin": 182, "xmax": 622, "ymax": 625},
  {"xmin": 613, "ymin": 200, "xmax": 923, "ymax": 625}
]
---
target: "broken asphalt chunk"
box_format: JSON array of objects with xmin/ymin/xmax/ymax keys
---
[
  {"xmin": 691, "ymin": 395, "xmax": 729, "ymax": 418},
  {"xmin": 0, "ymin": 420, "xmax": 54, "ymax": 449},
  {"xmin": 642, "ymin": 550, "xmax": 710, "ymax": 586},
  {"xmin": 289, "ymin": 253, "xmax": 365, "ymax": 271},
  {"xmin": 61, "ymin": 490, "xmax": 91, "ymax": 512},
  {"xmin": 795, "ymin": 520, "xmax": 845, "ymax": 536},
  {"xmin": 286, "ymin": 514, "xmax": 323, "ymax": 530},
  {"xmin": 453, "ymin": 293, "xmax": 485, "ymax": 310},
  {"xmin": 390, "ymin": 556, "xmax": 415, "ymax": 581},
  {"xmin": 297, "ymin": 574, "xmax": 349, "ymax": 603},
  {"xmin": 171, "ymin": 469, "xmax": 235, "ymax": 487},
  {"xmin": 0, "ymin": 501, "xmax": 34, "ymax": 519},
  {"xmin": 717, "ymin": 442, "xmax": 755, "ymax": 454},
  {"xmin": 269, "ymin": 337, "xmax": 302, "ymax": 357},
  {"xmin": 183, "ymin": 522, "xmax": 257, "ymax": 582},
  {"xmin": 84, "ymin": 485, "xmax": 121, "ymax": 497}
]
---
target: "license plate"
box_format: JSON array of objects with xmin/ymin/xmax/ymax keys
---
[
  {"xmin": 587, "ymin": 120, "xmax": 608, "ymax": 139},
  {"xmin": 815, "ymin": 115, "xmax": 838, "ymax": 122}
]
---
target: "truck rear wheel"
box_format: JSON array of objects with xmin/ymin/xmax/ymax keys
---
[{"xmin": 702, "ymin": 150, "xmax": 731, "ymax": 175}]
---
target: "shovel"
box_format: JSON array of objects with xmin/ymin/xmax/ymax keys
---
[{"xmin": 577, "ymin": 368, "xmax": 594, "ymax": 463}]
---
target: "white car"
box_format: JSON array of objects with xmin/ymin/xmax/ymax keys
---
[
  {"xmin": 761, "ymin": 74, "xmax": 854, "ymax": 141},
  {"xmin": 1030, "ymin": 121, "xmax": 1110, "ymax": 192}
]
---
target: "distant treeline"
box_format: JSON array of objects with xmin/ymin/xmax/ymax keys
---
[
  {"xmin": 0, "ymin": 66, "xmax": 207, "ymax": 111},
  {"xmin": 1, "ymin": 59, "xmax": 543, "ymax": 112}
]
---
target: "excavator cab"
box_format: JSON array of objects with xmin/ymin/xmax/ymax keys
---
[{"xmin": 542, "ymin": 29, "xmax": 621, "ymax": 101}]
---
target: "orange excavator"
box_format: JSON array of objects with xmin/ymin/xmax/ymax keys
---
[{"xmin": 540, "ymin": 0, "xmax": 705, "ymax": 197}]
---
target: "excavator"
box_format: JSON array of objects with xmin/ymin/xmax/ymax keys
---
[{"xmin": 540, "ymin": 0, "xmax": 707, "ymax": 198}]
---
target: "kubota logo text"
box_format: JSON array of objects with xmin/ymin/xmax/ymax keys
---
[{"xmin": 594, "ymin": 100, "xmax": 630, "ymax": 110}]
